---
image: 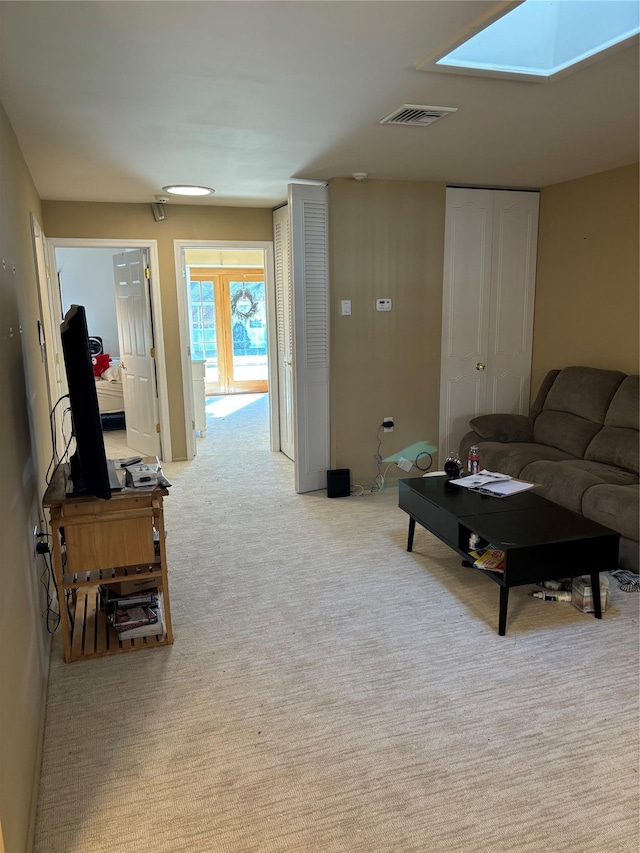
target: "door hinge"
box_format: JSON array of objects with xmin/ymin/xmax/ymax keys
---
[
  {"xmin": 150, "ymin": 347, "xmax": 156, "ymax": 358},
  {"xmin": 156, "ymin": 423, "xmax": 161, "ymax": 433},
  {"xmin": 145, "ymin": 267, "xmax": 150, "ymax": 280},
  {"xmin": 192, "ymin": 420, "xmax": 196, "ymax": 430}
]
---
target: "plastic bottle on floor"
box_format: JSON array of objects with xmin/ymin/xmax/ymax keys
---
[{"xmin": 532, "ymin": 590, "xmax": 572, "ymax": 602}]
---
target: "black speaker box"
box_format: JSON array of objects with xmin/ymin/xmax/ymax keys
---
[{"xmin": 327, "ymin": 468, "xmax": 350, "ymax": 498}]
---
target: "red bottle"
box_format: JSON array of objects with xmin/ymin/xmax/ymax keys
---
[{"xmin": 468, "ymin": 445, "xmax": 480, "ymax": 475}]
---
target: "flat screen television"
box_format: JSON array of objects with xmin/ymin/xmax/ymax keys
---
[{"xmin": 60, "ymin": 304, "xmax": 113, "ymax": 500}]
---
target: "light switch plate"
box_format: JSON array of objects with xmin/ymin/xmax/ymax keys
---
[
  {"xmin": 376, "ymin": 298, "xmax": 392, "ymax": 312},
  {"xmin": 341, "ymin": 300, "xmax": 352, "ymax": 316}
]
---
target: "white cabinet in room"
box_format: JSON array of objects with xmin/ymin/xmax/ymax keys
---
[
  {"xmin": 191, "ymin": 359, "xmax": 206, "ymax": 437},
  {"xmin": 438, "ymin": 187, "xmax": 540, "ymax": 466}
]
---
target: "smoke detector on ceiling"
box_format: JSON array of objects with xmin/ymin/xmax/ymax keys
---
[
  {"xmin": 352, "ymin": 172, "xmax": 368, "ymax": 181},
  {"xmin": 379, "ymin": 104, "xmax": 458, "ymax": 127},
  {"xmin": 155, "ymin": 195, "xmax": 170, "ymax": 203}
]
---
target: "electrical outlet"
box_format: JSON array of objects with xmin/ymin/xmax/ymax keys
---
[{"xmin": 383, "ymin": 416, "xmax": 394, "ymax": 433}]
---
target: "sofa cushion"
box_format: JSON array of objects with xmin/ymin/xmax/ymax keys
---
[
  {"xmin": 584, "ymin": 376, "xmax": 639, "ymax": 474},
  {"xmin": 582, "ymin": 484, "xmax": 639, "ymax": 543},
  {"xmin": 542, "ymin": 366, "xmax": 626, "ymax": 422},
  {"xmin": 532, "ymin": 411, "xmax": 603, "ymax": 458},
  {"xmin": 532, "ymin": 366, "xmax": 626, "ymax": 458},
  {"xmin": 472, "ymin": 442, "xmax": 575, "ymax": 478},
  {"xmin": 469, "ymin": 413, "xmax": 533, "ymax": 443},
  {"xmin": 522, "ymin": 459, "xmax": 639, "ymax": 514}
]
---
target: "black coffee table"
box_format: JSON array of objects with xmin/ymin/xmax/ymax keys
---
[{"xmin": 398, "ymin": 476, "xmax": 620, "ymax": 635}]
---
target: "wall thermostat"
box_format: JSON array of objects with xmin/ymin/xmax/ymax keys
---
[{"xmin": 376, "ymin": 298, "xmax": 392, "ymax": 312}]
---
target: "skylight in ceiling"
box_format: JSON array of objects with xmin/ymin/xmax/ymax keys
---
[{"xmin": 423, "ymin": 0, "xmax": 639, "ymax": 83}]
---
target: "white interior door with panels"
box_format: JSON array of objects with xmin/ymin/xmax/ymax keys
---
[
  {"xmin": 113, "ymin": 249, "xmax": 161, "ymax": 458},
  {"xmin": 273, "ymin": 204, "xmax": 294, "ymax": 461},
  {"xmin": 439, "ymin": 187, "xmax": 539, "ymax": 466},
  {"xmin": 288, "ymin": 183, "xmax": 331, "ymax": 494}
]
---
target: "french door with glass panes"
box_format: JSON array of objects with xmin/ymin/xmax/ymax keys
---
[{"xmin": 188, "ymin": 268, "xmax": 268, "ymax": 394}]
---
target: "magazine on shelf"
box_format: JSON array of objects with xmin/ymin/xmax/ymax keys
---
[
  {"xmin": 109, "ymin": 604, "xmax": 159, "ymax": 633},
  {"xmin": 118, "ymin": 617, "xmax": 164, "ymax": 640},
  {"xmin": 473, "ymin": 547, "xmax": 505, "ymax": 573},
  {"xmin": 118, "ymin": 600, "xmax": 165, "ymax": 640},
  {"xmin": 100, "ymin": 586, "xmax": 159, "ymax": 609}
]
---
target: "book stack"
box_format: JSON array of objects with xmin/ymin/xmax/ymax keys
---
[
  {"xmin": 469, "ymin": 545, "xmax": 505, "ymax": 573},
  {"xmin": 100, "ymin": 586, "xmax": 164, "ymax": 639}
]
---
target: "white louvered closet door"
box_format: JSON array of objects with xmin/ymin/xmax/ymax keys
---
[
  {"xmin": 273, "ymin": 205, "xmax": 294, "ymax": 460},
  {"xmin": 288, "ymin": 183, "xmax": 330, "ymax": 493}
]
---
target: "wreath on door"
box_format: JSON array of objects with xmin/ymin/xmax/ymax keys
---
[{"xmin": 231, "ymin": 288, "xmax": 260, "ymax": 321}]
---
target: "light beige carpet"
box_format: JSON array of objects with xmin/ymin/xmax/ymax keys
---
[{"xmin": 34, "ymin": 395, "xmax": 639, "ymax": 852}]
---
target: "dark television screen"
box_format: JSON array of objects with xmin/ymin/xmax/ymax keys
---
[{"xmin": 60, "ymin": 304, "xmax": 112, "ymax": 500}]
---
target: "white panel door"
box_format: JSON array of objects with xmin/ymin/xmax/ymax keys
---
[
  {"xmin": 487, "ymin": 192, "xmax": 539, "ymax": 414},
  {"xmin": 289, "ymin": 183, "xmax": 330, "ymax": 493},
  {"xmin": 273, "ymin": 205, "xmax": 294, "ymax": 461},
  {"xmin": 113, "ymin": 249, "xmax": 161, "ymax": 457},
  {"xmin": 439, "ymin": 188, "xmax": 539, "ymax": 466},
  {"xmin": 439, "ymin": 190, "xmax": 493, "ymax": 462}
]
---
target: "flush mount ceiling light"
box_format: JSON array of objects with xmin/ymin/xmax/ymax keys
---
[{"xmin": 162, "ymin": 185, "xmax": 215, "ymax": 196}]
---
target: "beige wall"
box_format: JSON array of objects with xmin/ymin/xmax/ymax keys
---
[
  {"xmin": 329, "ymin": 178, "xmax": 446, "ymax": 484},
  {"xmin": 0, "ymin": 102, "xmax": 51, "ymax": 853},
  {"xmin": 329, "ymin": 167, "xmax": 639, "ymax": 485},
  {"xmin": 42, "ymin": 202, "xmax": 274, "ymax": 459},
  {"xmin": 532, "ymin": 163, "xmax": 639, "ymax": 393}
]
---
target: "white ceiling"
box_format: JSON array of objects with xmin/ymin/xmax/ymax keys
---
[{"xmin": 0, "ymin": 1, "xmax": 638, "ymax": 209}]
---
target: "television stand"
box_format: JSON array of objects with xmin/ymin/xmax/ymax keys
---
[{"xmin": 43, "ymin": 459, "xmax": 174, "ymax": 662}]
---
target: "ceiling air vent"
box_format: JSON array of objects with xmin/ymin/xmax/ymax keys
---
[{"xmin": 379, "ymin": 104, "xmax": 457, "ymax": 127}]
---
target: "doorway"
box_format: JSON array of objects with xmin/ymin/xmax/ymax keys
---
[
  {"xmin": 188, "ymin": 267, "xmax": 268, "ymax": 395},
  {"xmin": 48, "ymin": 239, "xmax": 172, "ymax": 460},
  {"xmin": 175, "ymin": 241, "xmax": 279, "ymax": 461}
]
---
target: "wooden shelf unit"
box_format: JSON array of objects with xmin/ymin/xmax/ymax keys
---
[{"xmin": 43, "ymin": 464, "xmax": 174, "ymax": 663}]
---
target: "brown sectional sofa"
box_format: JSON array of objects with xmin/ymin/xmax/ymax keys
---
[{"xmin": 459, "ymin": 366, "xmax": 639, "ymax": 571}]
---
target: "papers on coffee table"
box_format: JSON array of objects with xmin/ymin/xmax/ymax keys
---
[{"xmin": 450, "ymin": 469, "xmax": 535, "ymax": 497}]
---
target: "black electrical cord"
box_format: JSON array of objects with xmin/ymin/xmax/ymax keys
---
[
  {"xmin": 38, "ymin": 546, "xmax": 60, "ymax": 633},
  {"xmin": 415, "ymin": 451, "xmax": 433, "ymax": 472},
  {"xmin": 45, "ymin": 395, "xmax": 72, "ymax": 485}
]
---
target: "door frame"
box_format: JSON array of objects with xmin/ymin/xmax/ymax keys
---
[
  {"xmin": 174, "ymin": 240, "xmax": 278, "ymax": 461},
  {"xmin": 46, "ymin": 238, "xmax": 172, "ymax": 460},
  {"xmin": 30, "ymin": 215, "xmax": 67, "ymax": 458}
]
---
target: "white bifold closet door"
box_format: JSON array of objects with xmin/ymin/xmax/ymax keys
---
[
  {"xmin": 280, "ymin": 183, "xmax": 330, "ymax": 494},
  {"xmin": 438, "ymin": 187, "xmax": 539, "ymax": 466},
  {"xmin": 273, "ymin": 204, "xmax": 295, "ymax": 461}
]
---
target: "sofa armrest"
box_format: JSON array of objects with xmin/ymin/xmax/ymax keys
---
[{"xmin": 469, "ymin": 413, "xmax": 534, "ymax": 443}]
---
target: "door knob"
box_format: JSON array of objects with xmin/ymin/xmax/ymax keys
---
[{"xmin": 476, "ymin": 362, "xmax": 486, "ymax": 371}]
